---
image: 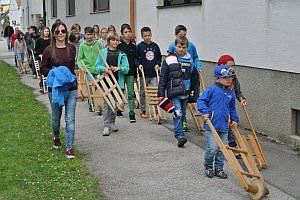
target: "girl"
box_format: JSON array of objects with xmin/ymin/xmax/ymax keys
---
[
  {"xmin": 93, "ymin": 25, "xmax": 101, "ymax": 40},
  {"xmin": 41, "ymin": 21, "xmax": 77, "ymax": 159},
  {"xmin": 14, "ymin": 32, "xmax": 27, "ymax": 73}
]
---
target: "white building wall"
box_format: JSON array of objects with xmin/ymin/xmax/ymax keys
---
[
  {"xmin": 135, "ymin": 0, "xmax": 300, "ymax": 74},
  {"xmin": 20, "ymin": 0, "xmax": 43, "ymax": 30},
  {"xmin": 8, "ymin": 0, "xmax": 22, "ymax": 30},
  {"xmin": 45, "ymin": 0, "xmax": 130, "ymax": 35}
]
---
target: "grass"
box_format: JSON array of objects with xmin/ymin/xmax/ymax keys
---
[{"xmin": 0, "ymin": 60, "xmax": 100, "ymax": 200}]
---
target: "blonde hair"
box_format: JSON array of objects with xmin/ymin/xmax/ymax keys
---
[{"xmin": 107, "ymin": 32, "xmax": 119, "ymax": 43}]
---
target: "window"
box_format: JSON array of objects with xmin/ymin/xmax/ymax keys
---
[
  {"xmin": 164, "ymin": 0, "xmax": 201, "ymax": 6},
  {"xmin": 292, "ymin": 109, "xmax": 300, "ymax": 136},
  {"xmin": 51, "ymin": 0, "xmax": 57, "ymax": 18},
  {"xmin": 66, "ymin": 0, "xmax": 75, "ymax": 16},
  {"xmin": 93, "ymin": 0, "xmax": 109, "ymax": 12},
  {"xmin": 296, "ymin": 110, "xmax": 300, "ymax": 136}
]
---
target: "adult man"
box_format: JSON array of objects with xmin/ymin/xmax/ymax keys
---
[{"xmin": 3, "ymin": 22, "xmax": 14, "ymax": 51}]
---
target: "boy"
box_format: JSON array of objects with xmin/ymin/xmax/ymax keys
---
[
  {"xmin": 197, "ymin": 64, "xmax": 239, "ymax": 179},
  {"xmin": 77, "ymin": 26, "xmax": 103, "ymax": 112},
  {"xmin": 218, "ymin": 55, "xmax": 246, "ymax": 158},
  {"xmin": 95, "ymin": 32, "xmax": 129, "ymax": 136},
  {"xmin": 168, "ymin": 25, "xmax": 202, "ymax": 132},
  {"xmin": 117, "ymin": 24, "xmax": 139, "ymax": 122},
  {"xmin": 158, "ymin": 37, "xmax": 196, "ymax": 148},
  {"xmin": 137, "ymin": 26, "xmax": 162, "ymax": 118}
]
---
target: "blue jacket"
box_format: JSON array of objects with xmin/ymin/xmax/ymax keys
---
[
  {"xmin": 197, "ymin": 82, "xmax": 239, "ymax": 132},
  {"xmin": 95, "ymin": 48, "xmax": 129, "ymax": 89},
  {"xmin": 168, "ymin": 41, "xmax": 202, "ymax": 71},
  {"xmin": 136, "ymin": 41, "xmax": 162, "ymax": 77},
  {"xmin": 46, "ymin": 66, "xmax": 77, "ymax": 106}
]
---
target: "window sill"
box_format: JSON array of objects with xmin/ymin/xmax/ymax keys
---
[
  {"xmin": 66, "ymin": 14, "xmax": 75, "ymax": 17},
  {"xmin": 157, "ymin": 2, "xmax": 201, "ymax": 9},
  {"xmin": 90, "ymin": 9, "xmax": 110, "ymax": 14}
]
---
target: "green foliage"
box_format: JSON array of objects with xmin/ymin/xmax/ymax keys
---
[{"xmin": 0, "ymin": 60, "xmax": 100, "ymax": 200}]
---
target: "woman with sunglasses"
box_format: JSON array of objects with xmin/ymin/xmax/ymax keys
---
[{"xmin": 41, "ymin": 21, "xmax": 78, "ymax": 159}]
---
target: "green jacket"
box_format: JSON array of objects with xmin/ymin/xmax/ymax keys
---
[
  {"xmin": 77, "ymin": 40, "xmax": 102, "ymax": 74},
  {"xmin": 95, "ymin": 48, "xmax": 129, "ymax": 89}
]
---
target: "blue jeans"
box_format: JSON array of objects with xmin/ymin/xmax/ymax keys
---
[
  {"xmin": 228, "ymin": 130, "xmax": 237, "ymax": 147},
  {"xmin": 6, "ymin": 37, "xmax": 11, "ymax": 51},
  {"xmin": 170, "ymin": 97, "xmax": 189, "ymax": 139},
  {"xmin": 48, "ymin": 90, "xmax": 77, "ymax": 150},
  {"xmin": 204, "ymin": 130, "xmax": 228, "ymax": 171}
]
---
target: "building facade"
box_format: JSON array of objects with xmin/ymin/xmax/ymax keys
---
[
  {"xmin": 44, "ymin": 0, "xmax": 300, "ymax": 145},
  {"xmin": 20, "ymin": 0, "xmax": 43, "ymax": 31}
]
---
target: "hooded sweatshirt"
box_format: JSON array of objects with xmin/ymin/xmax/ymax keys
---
[
  {"xmin": 136, "ymin": 41, "xmax": 162, "ymax": 77},
  {"xmin": 77, "ymin": 39, "xmax": 102, "ymax": 74}
]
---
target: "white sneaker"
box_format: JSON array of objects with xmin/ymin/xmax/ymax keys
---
[
  {"xmin": 110, "ymin": 123, "xmax": 119, "ymax": 132},
  {"xmin": 102, "ymin": 127, "xmax": 110, "ymax": 136}
]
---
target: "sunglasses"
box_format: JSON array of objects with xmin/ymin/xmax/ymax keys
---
[{"xmin": 54, "ymin": 29, "xmax": 66, "ymax": 35}]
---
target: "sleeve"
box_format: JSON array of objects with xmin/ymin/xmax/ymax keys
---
[
  {"xmin": 40, "ymin": 46, "xmax": 52, "ymax": 76},
  {"xmin": 156, "ymin": 44, "xmax": 162, "ymax": 66},
  {"xmin": 133, "ymin": 45, "xmax": 140, "ymax": 68},
  {"xmin": 76, "ymin": 44, "xmax": 84, "ymax": 70},
  {"xmin": 119, "ymin": 54, "xmax": 129, "ymax": 74},
  {"xmin": 197, "ymin": 88, "xmax": 212, "ymax": 115},
  {"xmin": 34, "ymin": 39, "xmax": 40, "ymax": 54},
  {"xmin": 229, "ymin": 91, "xmax": 240, "ymax": 122},
  {"xmin": 234, "ymin": 77, "xmax": 246, "ymax": 101},
  {"xmin": 136, "ymin": 43, "xmax": 141, "ymax": 66},
  {"xmin": 14, "ymin": 40, "xmax": 17, "ymax": 54},
  {"xmin": 190, "ymin": 43, "xmax": 202, "ymax": 71},
  {"xmin": 95, "ymin": 52, "xmax": 106, "ymax": 74},
  {"xmin": 98, "ymin": 41, "xmax": 103, "ymax": 50},
  {"xmin": 158, "ymin": 60, "xmax": 169, "ymax": 97}
]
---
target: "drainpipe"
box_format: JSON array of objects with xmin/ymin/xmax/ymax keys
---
[
  {"xmin": 130, "ymin": 0, "xmax": 135, "ymax": 36},
  {"xmin": 26, "ymin": 0, "xmax": 29, "ymax": 27},
  {"xmin": 43, "ymin": 0, "xmax": 46, "ymax": 26}
]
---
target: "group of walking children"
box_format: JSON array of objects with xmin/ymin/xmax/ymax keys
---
[{"xmin": 39, "ymin": 20, "xmax": 248, "ymax": 182}]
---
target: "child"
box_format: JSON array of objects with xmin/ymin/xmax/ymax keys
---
[
  {"xmin": 117, "ymin": 23, "xmax": 139, "ymax": 122},
  {"xmin": 95, "ymin": 32, "xmax": 129, "ymax": 136},
  {"xmin": 137, "ymin": 26, "xmax": 162, "ymax": 118},
  {"xmin": 218, "ymin": 55, "xmax": 246, "ymax": 157},
  {"xmin": 168, "ymin": 25, "xmax": 202, "ymax": 132},
  {"xmin": 100, "ymin": 27, "xmax": 108, "ymax": 48},
  {"xmin": 14, "ymin": 32, "xmax": 27, "ymax": 73},
  {"xmin": 77, "ymin": 26, "xmax": 103, "ymax": 112},
  {"xmin": 197, "ymin": 64, "xmax": 239, "ymax": 179},
  {"xmin": 158, "ymin": 37, "xmax": 196, "ymax": 148}
]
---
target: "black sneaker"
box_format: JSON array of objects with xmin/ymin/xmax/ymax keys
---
[
  {"xmin": 98, "ymin": 109, "xmax": 103, "ymax": 116},
  {"xmin": 214, "ymin": 170, "xmax": 228, "ymax": 179},
  {"xmin": 117, "ymin": 110, "xmax": 123, "ymax": 117},
  {"xmin": 205, "ymin": 168, "xmax": 214, "ymax": 178},
  {"xmin": 177, "ymin": 138, "xmax": 187, "ymax": 148},
  {"xmin": 129, "ymin": 115, "xmax": 136, "ymax": 123}
]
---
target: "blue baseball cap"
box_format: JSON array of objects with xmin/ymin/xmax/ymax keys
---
[{"xmin": 214, "ymin": 64, "xmax": 235, "ymax": 78}]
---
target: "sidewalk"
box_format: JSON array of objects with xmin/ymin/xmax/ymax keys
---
[{"xmin": 0, "ymin": 38, "xmax": 298, "ymax": 200}]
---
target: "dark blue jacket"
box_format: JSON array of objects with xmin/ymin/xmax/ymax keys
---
[
  {"xmin": 197, "ymin": 82, "xmax": 239, "ymax": 132},
  {"xmin": 158, "ymin": 53, "xmax": 194, "ymax": 98},
  {"xmin": 136, "ymin": 41, "xmax": 162, "ymax": 77}
]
